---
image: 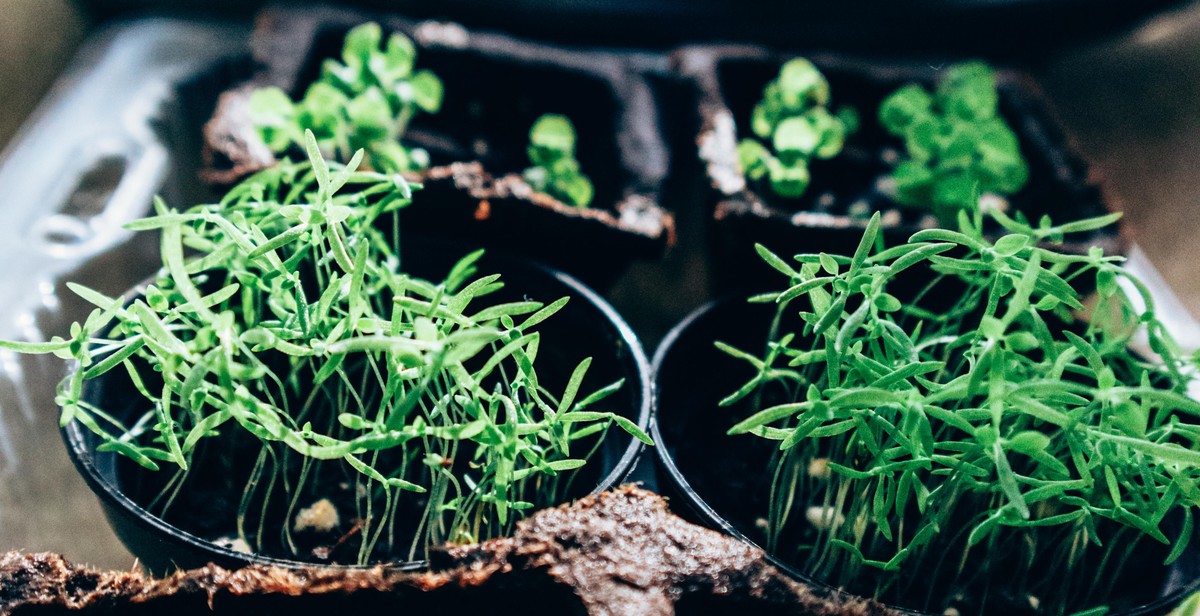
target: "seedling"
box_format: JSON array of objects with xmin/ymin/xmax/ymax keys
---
[
  {"xmin": 523, "ymin": 114, "xmax": 594, "ymax": 208},
  {"xmin": 3, "ymin": 134, "xmax": 649, "ymax": 564},
  {"xmin": 249, "ymin": 22, "xmax": 443, "ymax": 174},
  {"xmin": 719, "ymin": 209, "xmax": 1200, "ymax": 614},
  {"xmin": 879, "ymin": 62, "xmax": 1028, "ymax": 224},
  {"xmin": 737, "ymin": 58, "xmax": 858, "ymax": 199}
]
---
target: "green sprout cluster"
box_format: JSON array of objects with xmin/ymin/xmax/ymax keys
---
[
  {"xmin": 523, "ymin": 114, "xmax": 594, "ymax": 208},
  {"xmin": 249, "ymin": 22, "xmax": 443, "ymax": 174},
  {"xmin": 4, "ymin": 135, "xmax": 647, "ymax": 564},
  {"xmin": 880, "ymin": 62, "xmax": 1029, "ymax": 224},
  {"xmin": 720, "ymin": 211, "xmax": 1200, "ymax": 614},
  {"xmin": 737, "ymin": 58, "xmax": 858, "ymax": 199}
]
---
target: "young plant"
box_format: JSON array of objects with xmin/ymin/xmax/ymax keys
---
[
  {"xmin": 3, "ymin": 134, "xmax": 648, "ymax": 564},
  {"xmin": 719, "ymin": 210, "xmax": 1200, "ymax": 614},
  {"xmin": 523, "ymin": 114, "xmax": 594, "ymax": 208},
  {"xmin": 737, "ymin": 58, "xmax": 858, "ymax": 199},
  {"xmin": 249, "ymin": 22, "xmax": 443, "ymax": 174},
  {"xmin": 879, "ymin": 61, "xmax": 1028, "ymax": 224}
]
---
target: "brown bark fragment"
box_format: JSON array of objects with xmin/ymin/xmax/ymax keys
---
[{"xmin": 1, "ymin": 487, "xmax": 895, "ymax": 616}]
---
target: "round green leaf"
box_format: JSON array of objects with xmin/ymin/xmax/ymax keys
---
[
  {"xmin": 342, "ymin": 22, "xmax": 383, "ymax": 70},
  {"xmin": 530, "ymin": 114, "xmax": 576, "ymax": 153},
  {"xmin": 778, "ymin": 58, "xmax": 829, "ymax": 107},
  {"xmin": 773, "ymin": 116, "xmax": 821, "ymax": 158},
  {"xmin": 879, "ymin": 84, "xmax": 933, "ymax": 135},
  {"xmin": 767, "ymin": 157, "xmax": 811, "ymax": 198},
  {"xmin": 409, "ymin": 69, "xmax": 443, "ymax": 114}
]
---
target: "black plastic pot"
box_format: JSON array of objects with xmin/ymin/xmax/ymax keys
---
[
  {"xmin": 676, "ymin": 45, "xmax": 1124, "ymax": 292},
  {"xmin": 652, "ymin": 298, "xmax": 1200, "ymax": 616},
  {"xmin": 202, "ymin": 5, "xmax": 675, "ymax": 289},
  {"xmin": 62, "ymin": 243, "xmax": 653, "ymax": 576}
]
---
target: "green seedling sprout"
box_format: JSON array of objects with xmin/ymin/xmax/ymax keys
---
[
  {"xmin": 879, "ymin": 61, "xmax": 1029, "ymax": 224},
  {"xmin": 249, "ymin": 22, "xmax": 443, "ymax": 174},
  {"xmin": 737, "ymin": 58, "xmax": 858, "ymax": 199},
  {"xmin": 523, "ymin": 114, "xmax": 594, "ymax": 208},
  {"xmin": 720, "ymin": 208, "xmax": 1199, "ymax": 614},
  {"xmin": 2, "ymin": 132, "xmax": 649, "ymax": 565}
]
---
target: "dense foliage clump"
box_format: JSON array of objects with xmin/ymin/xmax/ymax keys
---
[
  {"xmin": 721, "ymin": 209, "xmax": 1199, "ymax": 614},
  {"xmin": 5, "ymin": 134, "xmax": 647, "ymax": 564},
  {"xmin": 737, "ymin": 58, "xmax": 858, "ymax": 199},
  {"xmin": 880, "ymin": 62, "xmax": 1028, "ymax": 224},
  {"xmin": 523, "ymin": 114, "xmax": 594, "ymax": 208},
  {"xmin": 249, "ymin": 22, "xmax": 442, "ymax": 174}
]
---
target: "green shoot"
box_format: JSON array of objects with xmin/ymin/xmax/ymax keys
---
[
  {"xmin": 249, "ymin": 22, "xmax": 443, "ymax": 174},
  {"xmin": 523, "ymin": 114, "xmax": 593, "ymax": 208},
  {"xmin": 737, "ymin": 58, "xmax": 858, "ymax": 199}
]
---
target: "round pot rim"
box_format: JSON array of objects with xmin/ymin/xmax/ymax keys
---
[
  {"xmin": 651, "ymin": 296, "xmax": 1200, "ymax": 616},
  {"xmin": 61, "ymin": 253, "xmax": 652, "ymax": 572}
]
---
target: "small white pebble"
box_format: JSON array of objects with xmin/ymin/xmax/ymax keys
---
[
  {"xmin": 979, "ymin": 192, "xmax": 1010, "ymax": 214},
  {"xmin": 943, "ymin": 608, "xmax": 960, "ymax": 616},
  {"xmin": 805, "ymin": 505, "xmax": 845, "ymax": 530},
  {"xmin": 413, "ymin": 21, "xmax": 469, "ymax": 48},
  {"xmin": 213, "ymin": 536, "xmax": 251, "ymax": 554},
  {"xmin": 808, "ymin": 457, "xmax": 831, "ymax": 479},
  {"xmin": 294, "ymin": 498, "xmax": 340, "ymax": 533},
  {"xmin": 846, "ymin": 200, "xmax": 872, "ymax": 219},
  {"xmin": 875, "ymin": 175, "xmax": 898, "ymax": 196},
  {"xmin": 1028, "ymin": 595, "xmax": 1040, "ymax": 610},
  {"xmin": 755, "ymin": 517, "xmax": 770, "ymax": 530}
]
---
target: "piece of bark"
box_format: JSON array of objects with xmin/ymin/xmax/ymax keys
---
[
  {"xmin": 0, "ymin": 486, "xmax": 894, "ymax": 616},
  {"xmin": 199, "ymin": 85, "xmax": 277, "ymax": 186}
]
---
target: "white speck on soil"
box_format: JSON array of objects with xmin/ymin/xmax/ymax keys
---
[
  {"xmin": 807, "ymin": 457, "xmax": 831, "ymax": 479},
  {"xmin": 414, "ymin": 21, "xmax": 469, "ymax": 48},
  {"xmin": 979, "ymin": 192, "xmax": 1010, "ymax": 214},
  {"xmin": 213, "ymin": 536, "xmax": 251, "ymax": 554},
  {"xmin": 294, "ymin": 498, "xmax": 340, "ymax": 533},
  {"xmin": 699, "ymin": 111, "xmax": 745, "ymax": 195},
  {"xmin": 875, "ymin": 175, "xmax": 897, "ymax": 197},
  {"xmin": 805, "ymin": 505, "xmax": 845, "ymax": 530}
]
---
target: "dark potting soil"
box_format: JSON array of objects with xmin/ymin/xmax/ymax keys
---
[{"xmin": 657, "ymin": 298, "xmax": 1193, "ymax": 616}]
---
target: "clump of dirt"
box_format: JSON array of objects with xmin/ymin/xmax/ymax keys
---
[{"xmin": 1, "ymin": 486, "xmax": 895, "ymax": 616}]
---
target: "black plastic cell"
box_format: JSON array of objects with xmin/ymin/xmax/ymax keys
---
[{"xmin": 675, "ymin": 45, "xmax": 1123, "ymax": 291}]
